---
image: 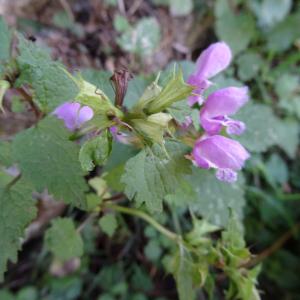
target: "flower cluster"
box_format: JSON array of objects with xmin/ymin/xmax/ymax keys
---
[
  {"xmin": 52, "ymin": 42, "xmax": 249, "ymax": 184},
  {"xmin": 188, "ymin": 42, "xmax": 250, "ymax": 183}
]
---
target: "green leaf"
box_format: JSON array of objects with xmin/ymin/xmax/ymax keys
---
[
  {"xmin": 0, "ymin": 16, "xmax": 11, "ymax": 61},
  {"xmin": 103, "ymin": 164, "xmax": 126, "ymax": 192},
  {"xmin": 81, "ymin": 69, "xmax": 114, "ymax": 101},
  {"xmin": 173, "ymin": 248, "xmax": 196, "ymax": 300},
  {"xmin": 274, "ymin": 119, "xmax": 299, "ymax": 159},
  {"xmin": 99, "ymin": 214, "xmax": 118, "ymax": 237},
  {"xmin": 0, "ymin": 141, "xmax": 13, "ymax": 167},
  {"xmin": 16, "ymin": 36, "xmax": 79, "ymax": 112},
  {"xmin": 144, "ymin": 239, "xmax": 162, "ymax": 261},
  {"xmin": 13, "ymin": 117, "xmax": 88, "ymax": 208},
  {"xmin": 237, "ymin": 52, "xmax": 263, "ymax": 81},
  {"xmin": 266, "ymin": 12, "xmax": 300, "ymax": 52},
  {"xmin": 215, "ymin": 0, "xmax": 256, "ymax": 55},
  {"xmin": 113, "ymin": 14, "xmax": 131, "ymax": 33},
  {"xmin": 170, "ymin": 0, "xmax": 193, "ymax": 16},
  {"xmin": 0, "ymin": 180, "xmax": 37, "ymax": 281},
  {"xmin": 165, "ymin": 180, "xmax": 196, "ymax": 207},
  {"xmin": 189, "ymin": 168, "xmax": 245, "ymax": 227},
  {"xmin": 89, "ymin": 177, "xmax": 110, "ymax": 198},
  {"xmin": 0, "ymin": 170, "xmax": 13, "ymax": 188},
  {"xmin": 122, "ymin": 141, "xmax": 191, "ymax": 212},
  {"xmin": 249, "ymin": 0, "xmax": 292, "ymax": 29},
  {"xmin": 235, "ymin": 103, "xmax": 299, "ymax": 157},
  {"xmin": 265, "ymin": 153, "xmax": 288, "ymax": 185},
  {"xmin": 79, "ymin": 131, "xmax": 112, "ymax": 172},
  {"xmin": 0, "ymin": 290, "xmax": 14, "ymax": 300},
  {"xmin": 117, "ymin": 17, "xmax": 161, "ymax": 57},
  {"xmin": 45, "ymin": 218, "xmax": 83, "ymax": 261},
  {"xmin": 275, "ymin": 73, "xmax": 300, "ymax": 119},
  {"xmin": 275, "ymin": 73, "xmax": 298, "ymax": 99},
  {"xmin": 167, "ymin": 100, "xmax": 194, "ymax": 123},
  {"xmin": 17, "ymin": 286, "xmax": 38, "ymax": 300}
]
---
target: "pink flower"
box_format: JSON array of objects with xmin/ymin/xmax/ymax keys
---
[
  {"xmin": 200, "ymin": 87, "xmax": 249, "ymax": 135},
  {"xmin": 53, "ymin": 102, "xmax": 94, "ymax": 131},
  {"xmin": 192, "ymin": 135, "xmax": 250, "ymax": 182},
  {"xmin": 187, "ymin": 42, "xmax": 232, "ymax": 106}
]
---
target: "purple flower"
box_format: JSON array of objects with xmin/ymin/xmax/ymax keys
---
[
  {"xmin": 192, "ymin": 135, "xmax": 250, "ymax": 182},
  {"xmin": 109, "ymin": 126, "xmax": 131, "ymax": 144},
  {"xmin": 53, "ymin": 102, "xmax": 94, "ymax": 131},
  {"xmin": 187, "ymin": 42, "xmax": 232, "ymax": 106},
  {"xmin": 200, "ymin": 87, "xmax": 249, "ymax": 135}
]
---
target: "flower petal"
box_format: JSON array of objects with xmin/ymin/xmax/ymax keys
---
[
  {"xmin": 77, "ymin": 106, "xmax": 94, "ymax": 127},
  {"xmin": 204, "ymin": 86, "xmax": 249, "ymax": 117},
  {"xmin": 53, "ymin": 102, "xmax": 81, "ymax": 131},
  {"xmin": 192, "ymin": 135, "xmax": 250, "ymax": 171},
  {"xmin": 195, "ymin": 42, "xmax": 232, "ymax": 80},
  {"xmin": 225, "ymin": 119, "xmax": 246, "ymax": 135},
  {"xmin": 216, "ymin": 168, "xmax": 237, "ymax": 183}
]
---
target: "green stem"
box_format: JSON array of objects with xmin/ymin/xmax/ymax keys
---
[{"xmin": 104, "ymin": 203, "xmax": 181, "ymax": 242}]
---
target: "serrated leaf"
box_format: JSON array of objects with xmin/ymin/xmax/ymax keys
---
[
  {"xmin": 122, "ymin": 141, "xmax": 191, "ymax": 212},
  {"xmin": 79, "ymin": 131, "xmax": 112, "ymax": 172},
  {"xmin": 0, "ymin": 16, "xmax": 11, "ymax": 61},
  {"xmin": 117, "ymin": 17, "xmax": 161, "ymax": 57},
  {"xmin": 45, "ymin": 218, "xmax": 83, "ymax": 261},
  {"xmin": 16, "ymin": 36, "xmax": 79, "ymax": 112},
  {"xmin": 13, "ymin": 117, "xmax": 88, "ymax": 208},
  {"xmin": 215, "ymin": 0, "xmax": 256, "ymax": 55},
  {"xmin": 0, "ymin": 180, "xmax": 37, "ymax": 281},
  {"xmin": 99, "ymin": 214, "xmax": 118, "ymax": 237},
  {"xmin": 189, "ymin": 168, "xmax": 245, "ymax": 227},
  {"xmin": 235, "ymin": 103, "xmax": 299, "ymax": 157}
]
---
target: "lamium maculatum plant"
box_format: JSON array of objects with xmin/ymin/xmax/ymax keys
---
[{"xmin": 0, "ymin": 16, "xmax": 261, "ymax": 300}]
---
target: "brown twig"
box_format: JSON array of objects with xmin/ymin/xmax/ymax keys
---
[{"xmin": 242, "ymin": 222, "xmax": 300, "ymax": 268}]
